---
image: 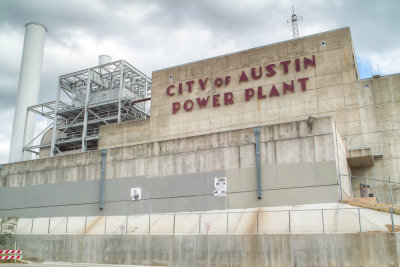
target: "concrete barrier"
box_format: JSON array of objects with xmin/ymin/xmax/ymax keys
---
[{"xmin": 2, "ymin": 233, "xmax": 400, "ymax": 266}]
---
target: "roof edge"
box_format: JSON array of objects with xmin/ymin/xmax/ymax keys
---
[{"xmin": 153, "ymin": 27, "xmax": 351, "ymax": 73}]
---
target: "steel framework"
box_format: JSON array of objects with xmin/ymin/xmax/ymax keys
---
[{"xmin": 23, "ymin": 60, "xmax": 151, "ymax": 157}]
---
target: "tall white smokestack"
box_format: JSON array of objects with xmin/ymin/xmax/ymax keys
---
[
  {"xmin": 9, "ymin": 22, "xmax": 47, "ymax": 163},
  {"xmin": 99, "ymin": 55, "xmax": 111, "ymax": 65}
]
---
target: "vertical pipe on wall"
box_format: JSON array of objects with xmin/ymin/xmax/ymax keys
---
[
  {"xmin": 9, "ymin": 22, "xmax": 47, "ymax": 162},
  {"xmin": 99, "ymin": 149, "xmax": 107, "ymax": 209},
  {"xmin": 254, "ymin": 127, "xmax": 262, "ymax": 199}
]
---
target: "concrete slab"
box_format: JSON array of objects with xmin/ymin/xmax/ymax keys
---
[{"xmin": 347, "ymin": 148, "xmax": 375, "ymax": 167}]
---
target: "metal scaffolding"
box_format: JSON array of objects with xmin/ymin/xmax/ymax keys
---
[{"xmin": 23, "ymin": 60, "xmax": 151, "ymax": 157}]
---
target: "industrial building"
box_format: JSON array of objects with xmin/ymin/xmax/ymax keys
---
[{"xmin": 1, "ymin": 22, "xmax": 400, "ymax": 266}]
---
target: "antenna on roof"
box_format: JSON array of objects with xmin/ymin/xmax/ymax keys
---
[{"xmin": 286, "ymin": 6, "xmax": 303, "ymax": 39}]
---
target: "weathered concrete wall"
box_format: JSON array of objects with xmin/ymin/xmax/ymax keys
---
[
  {"xmin": 99, "ymin": 119, "xmax": 150, "ymax": 150},
  {"xmin": 340, "ymin": 74, "xmax": 400, "ymax": 204},
  {"xmin": 96, "ymin": 27, "xmax": 399, "ymax": 194},
  {"xmin": 0, "ymin": 173, "xmax": 226, "ymax": 218},
  {"xmin": 348, "ymin": 74, "xmax": 400, "ymax": 182},
  {"xmin": 2, "ymin": 233, "xmax": 399, "ymax": 266},
  {"xmin": 332, "ymin": 119, "xmax": 352, "ymax": 200},
  {"xmin": 6, "ymin": 203, "xmax": 398, "ymax": 235},
  {"xmin": 149, "ymin": 28, "xmax": 357, "ymax": 144},
  {"xmin": 0, "ymin": 117, "xmax": 346, "ymax": 217}
]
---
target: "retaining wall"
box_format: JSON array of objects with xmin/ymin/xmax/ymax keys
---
[{"xmin": 2, "ymin": 233, "xmax": 399, "ymax": 266}]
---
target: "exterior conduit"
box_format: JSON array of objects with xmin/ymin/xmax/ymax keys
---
[
  {"xmin": 254, "ymin": 127, "xmax": 262, "ymax": 199},
  {"xmin": 100, "ymin": 149, "xmax": 107, "ymax": 209},
  {"xmin": 131, "ymin": 97, "xmax": 151, "ymax": 105}
]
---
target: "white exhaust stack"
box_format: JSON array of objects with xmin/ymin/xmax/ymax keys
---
[
  {"xmin": 9, "ymin": 22, "xmax": 47, "ymax": 163},
  {"xmin": 99, "ymin": 55, "xmax": 111, "ymax": 65}
]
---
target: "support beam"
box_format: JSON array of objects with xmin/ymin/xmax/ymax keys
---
[
  {"xmin": 50, "ymin": 78, "xmax": 61, "ymax": 157},
  {"xmin": 117, "ymin": 61, "xmax": 125, "ymax": 123},
  {"xmin": 21, "ymin": 109, "xmax": 29, "ymax": 159},
  {"xmin": 87, "ymin": 109, "xmax": 109, "ymax": 125},
  {"xmin": 81, "ymin": 69, "xmax": 92, "ymax": 152}
]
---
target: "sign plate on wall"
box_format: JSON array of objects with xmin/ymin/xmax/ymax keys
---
[
  {"xmin": 130, "ymin": 188, "xmax": 141, "ymax": 201},
  {"xmin": 214, "ymin": 177, "xmax": 227, "ymax": 196}
]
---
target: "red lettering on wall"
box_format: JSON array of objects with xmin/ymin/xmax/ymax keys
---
[
  {"xmin": 269, "ymin": 85, "xmax": 280, "ymax": 97},
  {"xmin": 280, "ymin": 60, "xmax": 291, "ymax": 74},
  {"xmin": 166, "ymin": 85, "xmax": 175, "ymax": 96},
  {"xmin": 225, "ymin": 76, "xmax": 231, "ymax": 85},
  {"xmin": 239, "ymin": 71, "xmax": 249, "ymax": 82},
  {"xmin": 283, "ymin": 81, "xmax": 294, "ymax": 94},
  {"xmin": 183, "ymin": 100, "xmax": 194, "ymax": 111},
  {"xmin": 298, "ymin": 78, "xmax": 309, "ymax": 91},
  {"xmin": 186, "ymin": 80, "xmax": 194, "ymax": 92},
  {"xmin": 196, "ymin": 96, "xmax": 209, "ymax": 108},
  {"xmin": 295, "ymin": 59, "xmax": 301, "ymax": 72},
  {"xmin": 213, "ymin": 94, "xmax": 221, "ymax": 107},
  {"xmin": 214, "ymin": 77, "xmax": 223, "ymax": 87},
  {"xmin": 199, "ymin": 78, "xmax": 208, "ymax": 90},
  {"xmin": 251, "ymin": 67, "xmax": 262, "ymax": 80},
  {"xmin": 172, "ymin": 102, "xmax": 180, "ymax": 114},
  {"xmin": 265, "ymin": 64, "xmax": 276, "ymax": 77},
  {"xmin": 245, "ymin": 88, "xmax": 254, "ymax": 101},
  {"xmin": 224, "ymin": 92, "xmax": 234, "ymax": 105},
  {"xmin": 304, "ymin": 55, "xmax": 316, "ymax": 69},
  {"xmin": 178, "ymin": 83, "xmax": 183, "ymax": 95},
  {"xmin": 257, "ymin": 86, "xmax": 266, "ymax": 99}
]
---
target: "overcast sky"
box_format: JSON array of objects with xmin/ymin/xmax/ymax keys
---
[{"xmin": 1, "ymin": 0, "xmax": 399, "ymax": 164}]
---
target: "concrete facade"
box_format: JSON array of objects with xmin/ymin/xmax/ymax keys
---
[
  {"xmin": 0, "ymin": 117, "xmax": 348, "ymax": 217},
  {"xmin": 98, "ymin": 27, "xmax": 400, "ymax": 201}
]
